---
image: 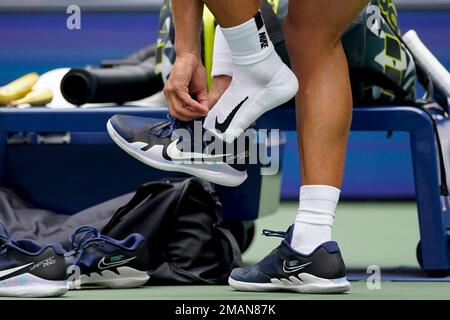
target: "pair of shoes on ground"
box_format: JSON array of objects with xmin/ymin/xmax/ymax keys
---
[{"xmin": 0, "ymin": 222, "xmax": 149, "ymax": 298}]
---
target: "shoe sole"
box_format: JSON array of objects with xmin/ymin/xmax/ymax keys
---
[
  {"xmin": 107, "ymin": 120, "xmax": 247, "ymax": 187},
  {"xmin": 70, "ymin": 266, "xmax": 150, "ymax": 289},
  {"xmin": 0, "ymin": 273, "xmax": 67, "ymax": 298},
  {"xmin": 228, "ymin": 273, "xmax": 350, "ymax": 294}
]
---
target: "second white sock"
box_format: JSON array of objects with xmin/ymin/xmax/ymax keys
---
[
  {"xmin": 211, "ymin": 25, "xmax": 233, "ymax": 78},
  {"xmin": 291, "ymin": 185, "xmax": 341, "ymax": 254}
]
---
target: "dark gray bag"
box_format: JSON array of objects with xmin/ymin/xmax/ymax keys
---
[{"xmin": 102, "ymin": 177, "xmax": 243, "ymax": 285}]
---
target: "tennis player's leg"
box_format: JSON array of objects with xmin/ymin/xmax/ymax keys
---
[{"xmin": 201, "ymin": 0, "xmax": 298, "ymax": 143}]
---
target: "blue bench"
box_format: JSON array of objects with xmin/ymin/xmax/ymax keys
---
[{"xmin": 0, "ymin": 105, "xmax": 449, "ymax": 274}]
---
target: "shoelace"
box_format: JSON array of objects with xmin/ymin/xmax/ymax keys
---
[
  {"xmin": 261, "ymin": 229, "xmax": 286, "ymax": 238},
  {"xmin": 0, "ymin": 220, "xmax": 10, "ymax": 255},
  {"xmin": 154, "ymin": 114, "xmax": 195, "ymax": 138},
  {"xmin": 66, "ymin": 226, "xmax": 105, "ymax": 265},
  {"xmin": 155, "ymin": 113, "xmax": 209, "ymax": 150},
  {"xmin": 0, "ymin": 220, "xmax": 10, "ymax": 244}
]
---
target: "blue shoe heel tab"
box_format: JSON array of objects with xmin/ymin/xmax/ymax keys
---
[
  {"xmin": 321, "ymin": 241, "xmax": 340, "ymax": 254},
  {"xmin": 282, "ymin": 240, "xmax": 341, "ymax": 257}
]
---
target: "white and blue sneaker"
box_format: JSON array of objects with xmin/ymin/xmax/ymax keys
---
[
  {"xmin": 229, "ymin": 225, "xmax": 350, "ymax": 294},
  {"xmin": 107, "ymin": 114, "xmax": 249, "ymax": 187},
  {"xmin": 0, "ymin": 220, "xmax": 68, "ymax": 298},
  {"xmin": 66, "ymin": 226, "xmax": 150, "ymax": 289}
]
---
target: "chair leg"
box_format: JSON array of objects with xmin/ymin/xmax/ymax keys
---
[{"xmin": 410, "ymin": 128, "xmax": 450, "ymax": 272}]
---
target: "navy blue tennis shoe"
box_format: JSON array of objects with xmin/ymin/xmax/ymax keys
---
[
  {"xmin": 107, "ymin": 114, "xmax": 249, "ymax": 187},
  {"xmin": 67, "ymin": 226, "xmax": 150, "ymax": 289},
  {"xmin": 229, "ymin": 225, "xmax": 350, "ymax": 294},
  {"xmin": 0, "ymin": 221, "xmax": 68, "ymax": 297}
]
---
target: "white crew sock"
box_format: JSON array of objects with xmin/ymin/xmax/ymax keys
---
[
  {"xmin": 204, "ymin": 11, "xmax": 298, "ymax": 143},
  {"xmin": 211, "ymin": 25, "xmax": 233, "ymax": 78},
  {"xmin": 291, "ymin": 185, "xmax": 341, "ymax": 254}
]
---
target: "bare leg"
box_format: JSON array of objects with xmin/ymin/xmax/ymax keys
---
[
  {"xmin": 285, "ymin": 1, "xmax": 368, "ymax": 188},
  {"xmin": 202, "ymin": 0, "xmax": 260, "ymax": 27},
  {"xmin": 208, "ymin": 75, "xmax": 232, "ymax": 108},
  {"xmin": 221, "ymin": 1, "xmax": 370, "ymax": 294}
]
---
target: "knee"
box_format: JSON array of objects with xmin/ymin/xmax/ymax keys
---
[{"xmin": 284, "ymin": 14, "xmax": 342, "ymax": 58}]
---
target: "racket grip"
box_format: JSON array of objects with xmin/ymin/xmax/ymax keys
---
[{"xmin": 403, "ymin": 30, "xmax": 450, "ymax": 98}]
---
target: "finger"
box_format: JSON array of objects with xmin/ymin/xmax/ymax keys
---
[
  {"xmin": 165, "ymin": 84, "xmax": 204, "ymax": 114},
  {"xmin": 165, "ymin": 93, "xmax": 192, "ymax": 121},
  {"xmin": 178, "ymin": 91, "xmax": 209, "ymax": 115},
  {"xmin": 168, "ymin": 103, "xmax": 192, "ymax": 121},
  {"xmin": 167, "ymin": 93, "xmax": 205, "ymax": 121},
  {"xmin": 195, "ymin": 88, "xmax": 209, "ymax": 113},
  {"xmin": 207, "ymin": 93, "xmax": 220, "ymax": 110},
  {"xmin": 176, "ymin": 105, "xmax": 205, "ymax": 119},
  {"xmin": 170, "ymin": 109, "xmax": 191, "ymax": 122},
  {"xmin": 170, "ymin": 93, "xmax": 206, "ymax": 118}
]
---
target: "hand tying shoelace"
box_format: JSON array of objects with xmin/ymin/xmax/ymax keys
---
[{"xmin": 153, "ymin": 114, "xmax": 197, "ymax": 138}]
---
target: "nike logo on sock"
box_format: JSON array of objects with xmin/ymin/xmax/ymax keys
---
[
  {"xmin": 259, "ymin": 32, "xmax": 268, "ymax": 49},
  {"xmin": 215, "ymin": 96, "xmax": 249, "ymax": 134},
  {"xmin": 282, "ymin": 260, "xmax": 312, "ymax": 274}
]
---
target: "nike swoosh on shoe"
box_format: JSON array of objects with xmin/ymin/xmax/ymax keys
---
[{"xmin": 0, "ymin": 262, "xmax": 34, "ymax": 278}]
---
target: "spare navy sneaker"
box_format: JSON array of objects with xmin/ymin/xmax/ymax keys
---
[
  {"xmin": 0, "ymin": 221, "xmax": 68, "ymax": 298},
  {"xmin": 106, "ymin": 114, "xmax": 249, "ymax": 187},
  {"xmin": 228, "ymin": 225, "xmax": 350, "ymax": 294},
  {"xmin": 67, "ymin": 226, "xmax": 150, "ymax": 289}
]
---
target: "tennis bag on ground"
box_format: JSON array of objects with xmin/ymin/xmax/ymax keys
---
[{"xmin": 102, "ymin": 177, "xmax": 243, "ymax": 285}]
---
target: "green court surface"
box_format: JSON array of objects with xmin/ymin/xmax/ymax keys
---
[{"xmin": 5, "ymin": 201, "xmax": 450, "ymax": 300}]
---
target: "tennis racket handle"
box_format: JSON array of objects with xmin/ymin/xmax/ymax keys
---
[{"xmin": 403, "ymin": 30, "xmax": 450, "ymax": 97}]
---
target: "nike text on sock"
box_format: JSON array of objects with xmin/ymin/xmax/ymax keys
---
[
  {"xmin": 204, "ymin": 11, "xmax": 298, "ymax": 143},
  {"xmin": 291, "ymin": 185, "xmax": 341, "ymax": 254},
  {"xmin": 221, "ymin": 11, "xmax": 273, "ymax": 60}
]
